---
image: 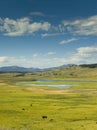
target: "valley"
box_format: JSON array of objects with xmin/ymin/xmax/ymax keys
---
[{"xmin": 0, "ymin": 65, "xmax": 97, "ymax": 130}]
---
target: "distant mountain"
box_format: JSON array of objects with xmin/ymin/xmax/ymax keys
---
[
  {"xmin": 0, "ymin": 66, "xmax": 41, "ymax": 73},
  {"xmin": 0, "ymin": 63, "xmax": 97, "ymax": 73},
  {"xmin": 0, "ymin": 64, "xmax": 76, "ymax": 73}
]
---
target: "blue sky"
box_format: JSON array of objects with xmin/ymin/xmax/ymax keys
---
[{"xmin": 0, "ymin": 0, "xmax": 97, "ymax": 68}]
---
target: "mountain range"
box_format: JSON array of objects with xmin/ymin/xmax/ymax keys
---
[
  {"xmin": 0, "ymin": 64, "xmax": 76, "ymax": 73},
  {"xmin": 0, "ymin": 63, "xmax": 97, "ymax": 73}
]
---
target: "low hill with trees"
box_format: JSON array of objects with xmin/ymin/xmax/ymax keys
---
[{"xmin": 37, "ymin": 64, "xmax": 97, "ymax": 79}]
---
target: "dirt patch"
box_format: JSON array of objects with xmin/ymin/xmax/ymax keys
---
[{"xmin": 26, "ymin": 87, "xmax": 70, "ymax": 94}]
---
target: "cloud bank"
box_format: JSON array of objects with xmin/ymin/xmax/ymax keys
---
[
  {"xmin": 1, "ymin": 15, "xmax": 97, "ymax": 37},
  {"xmin": 0, "ymin": 46, "xmax": 97, "ymax": 68}
]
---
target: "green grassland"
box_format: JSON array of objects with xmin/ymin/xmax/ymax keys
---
[{"xmin": 1, "ymin": 67, "xmax": 97, "ymax": 130}]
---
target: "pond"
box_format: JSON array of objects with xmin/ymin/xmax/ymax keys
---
[
  {"xmin": 16, "ymin": 79, "xmax": 73, "ymax": 88},
  {"xmin": 16, "ymin": 79, "xmax": 97, "ymax": 88}
]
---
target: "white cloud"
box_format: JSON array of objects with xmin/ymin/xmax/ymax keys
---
[
  {"xmin": 32, "ymin": 54, "xmax": 39, "ymax": 57},
  {"xmin": 1, "ymin": 15, "xmax": 97, "ymax": 37},
  {"xmin": 63, "ymin": 46, "xmax": 97, "ymax": 64},
  {"xmin": 1, "ymin": 46, "xmax": 97, "ymax": 68},
  {"xmin": 0, "ymin": 56, "xmax": 8, "ymax": 63},
  {"xmin": 47, "ymin": 52, "xmax": 56, "ymax": 55},
  {"xmin": 59, "ymin": 38, "xmax": 78, "ymax": 44},
  {"xmin": 0, "ymin": 55, "xmax": 63, "ymax": 68},
  {"xmin": 0, "ymin": 17, "xmax": 51, "ymax": 36},
  {"xmin": 63, "ymin": 15, "xmax": 97, "ymax": 36},
  {"xmin": 30, "ymin": 12, "xmax": 45, "ymax": 17},
  {"xmin": 41, "ymin": 32, "xmax": 65, "ymax": 37}
]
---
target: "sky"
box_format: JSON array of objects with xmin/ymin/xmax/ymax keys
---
[{"xmin": 0, "ymin": 0, "xmax": 97, "ymax": 68}]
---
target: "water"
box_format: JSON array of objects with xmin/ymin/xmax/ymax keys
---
[
  {"xmin": 16, "ymin": 80, "xmax": 72, "ymax": 88},
  {"xmin": 37, "ymin": 79, "xmax": 97, "ymax": 82},
  {"xmin": 16, "ymin": 79, "xmax": 97, "ymax": 88}
]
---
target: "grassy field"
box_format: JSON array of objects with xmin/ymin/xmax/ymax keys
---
[{"xmin": 1, "ymin": 73, "xmax": 97, "ymax": 130}]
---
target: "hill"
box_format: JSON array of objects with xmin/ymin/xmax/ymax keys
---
[{"xmin": 38, "ymin": 64, "xmax": 97, "ymax": 79}]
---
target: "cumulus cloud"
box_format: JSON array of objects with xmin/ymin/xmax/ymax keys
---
[
  {"xmin": 59, "ymin": 38, "xmax": 78, "ymax": 44},
  {"xmin": 0, "ymin": 17, "xmax": 51, "ymax": 36},
  {"xmin": 63, "ymin": 46, "xmax": 97, "ymax": 64},
  {"xmin": 63, "ymin": 15, "xmax": 97, "ymax": 36},
  {"xmin": 1, "ymin": 15, "xmax": 97, "ymax": 37}
]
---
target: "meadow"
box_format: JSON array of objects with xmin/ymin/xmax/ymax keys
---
[{"xmin": 0, "ymin": 72, "xmax": 97, "ymax": 130}]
